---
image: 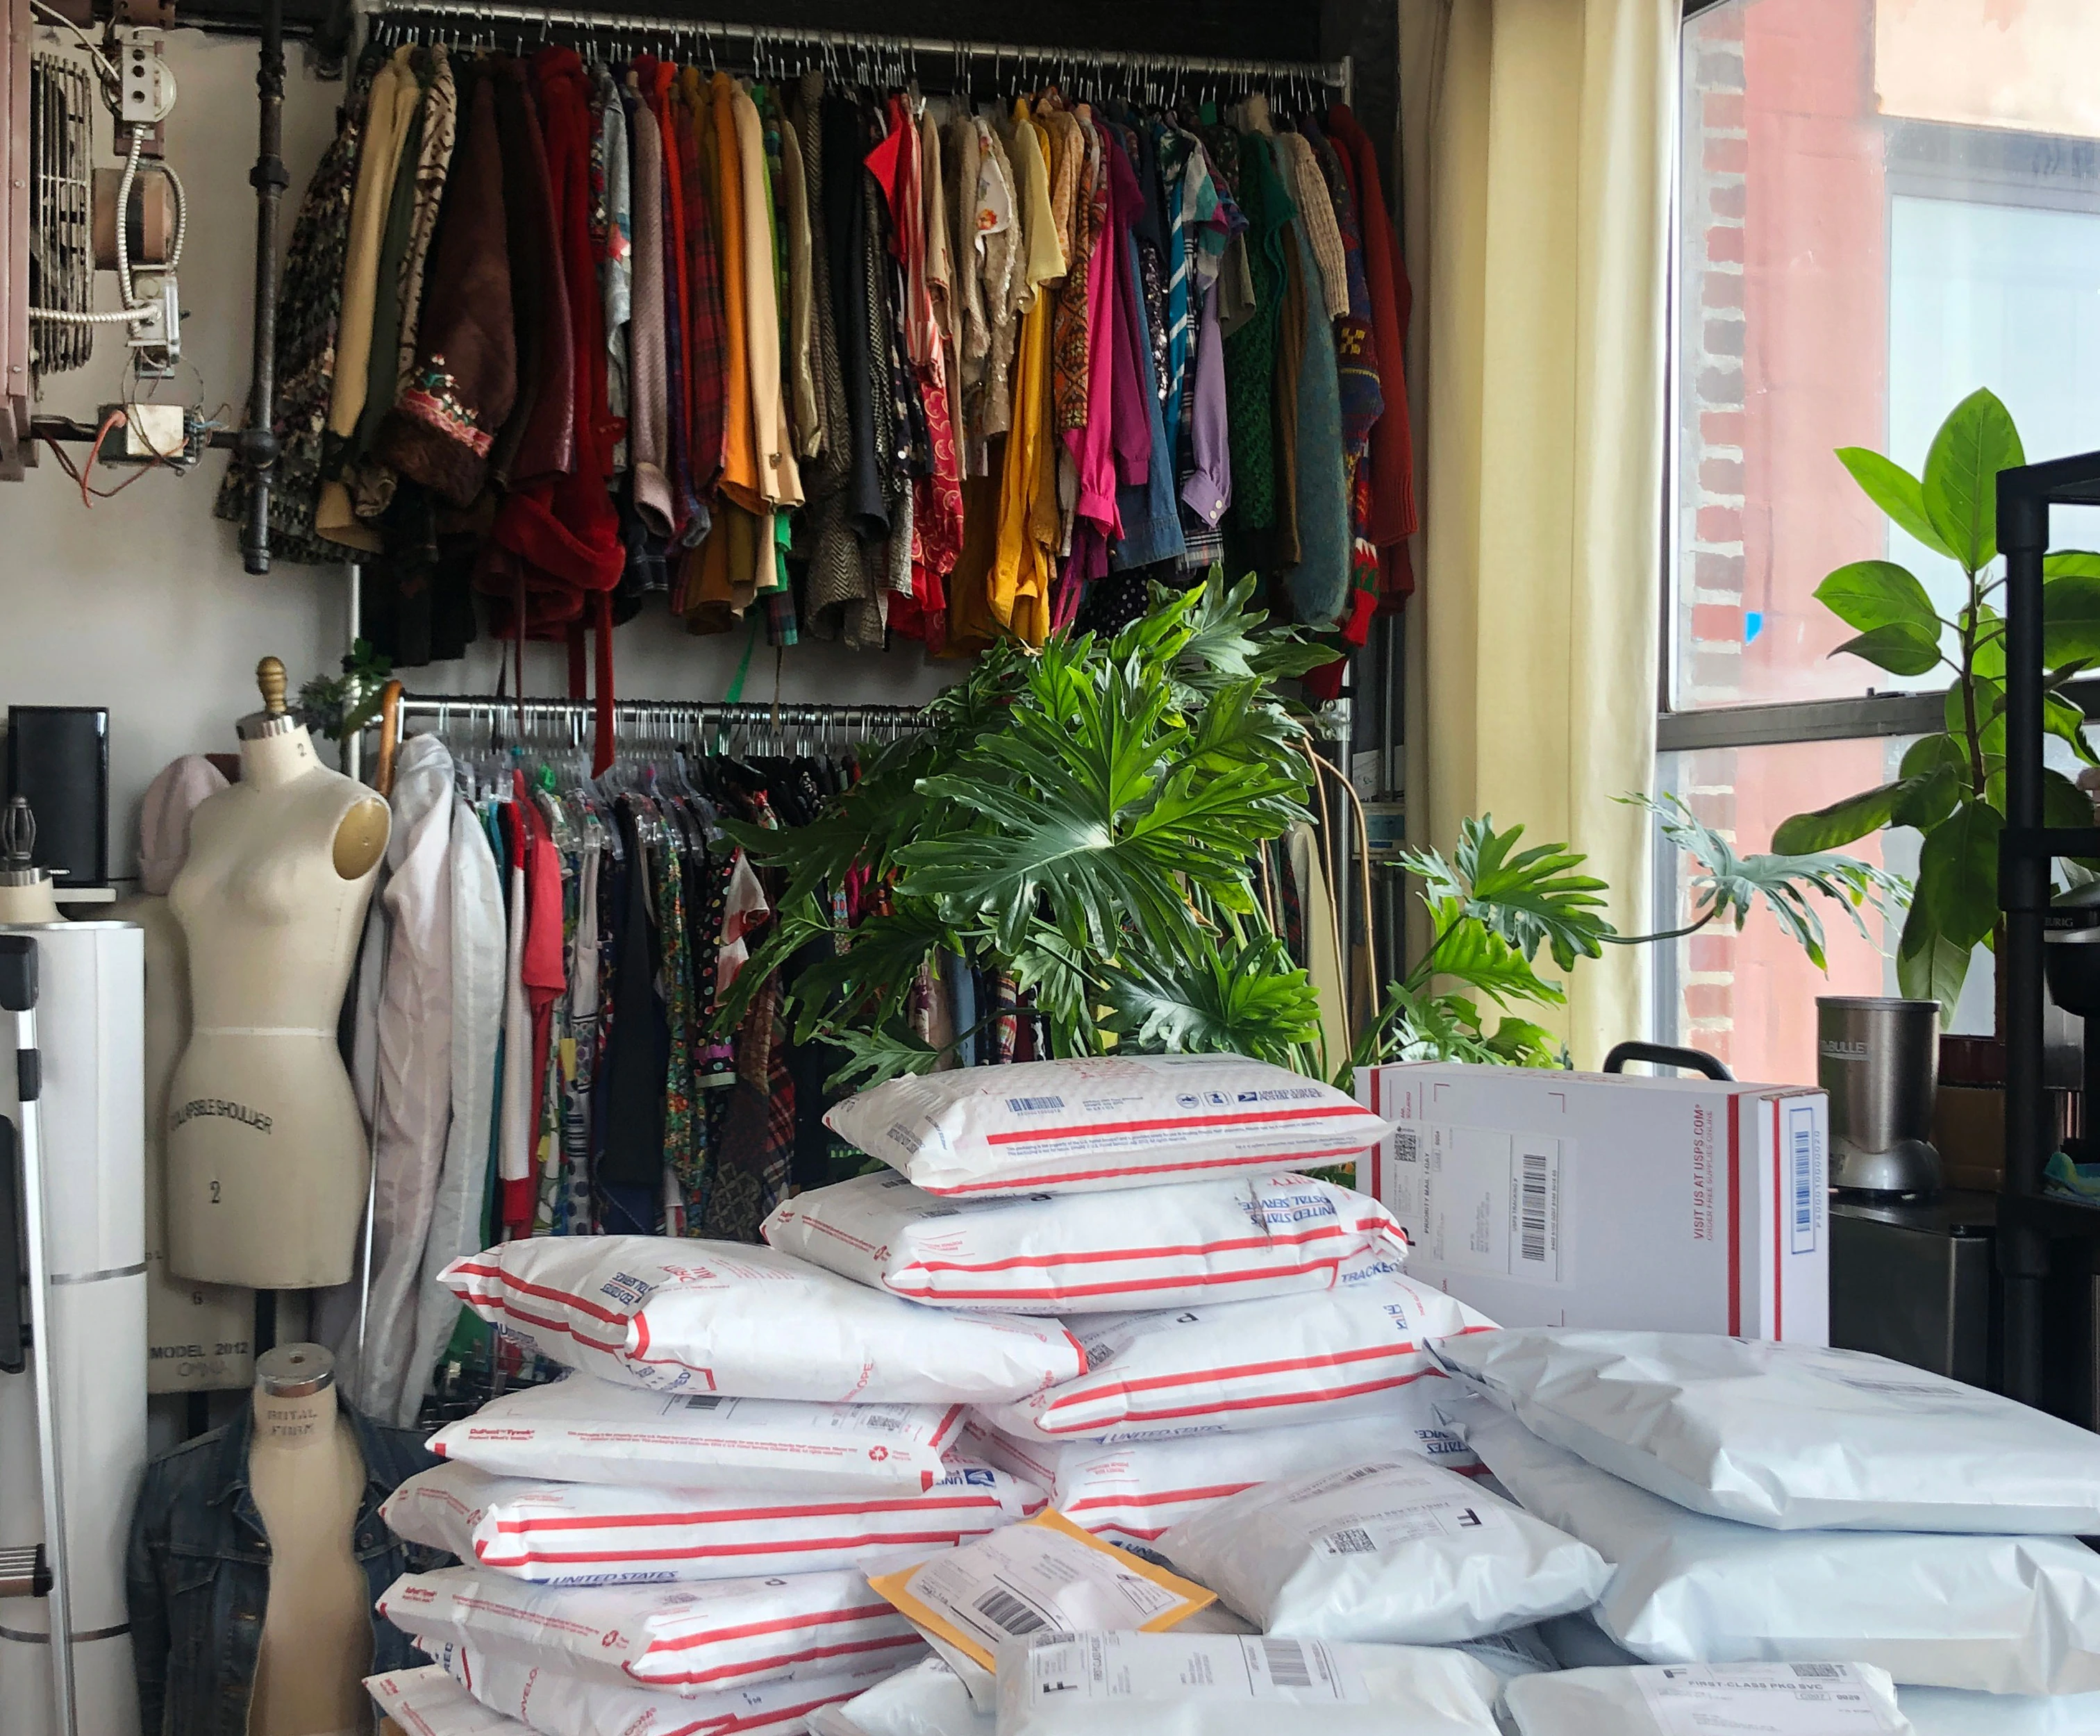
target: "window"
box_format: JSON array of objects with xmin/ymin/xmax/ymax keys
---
[{"xmin": 1656, "ymin": 0, "xmax": 2100, "ymax": 1079}]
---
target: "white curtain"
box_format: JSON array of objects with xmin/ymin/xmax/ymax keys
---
[{"xmin": 1398, "ymin": 0, "xmax": 1677, "ymax": 1062}]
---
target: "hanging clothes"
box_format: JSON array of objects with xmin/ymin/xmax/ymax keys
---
[
  {"xmin": 1327, "ymin": 101, "xmax": 1416, "ymax": 606},
  {"xmin": 248, "ymin": 33, "xmax": 1387, "ymax": 692},
  {"xmin": 214, "ymin": 44, "xmax": 383, "ymax": 560},
  {"xmin": 314, "ymin": 46, "xmax": 418, "ymax": 551}
]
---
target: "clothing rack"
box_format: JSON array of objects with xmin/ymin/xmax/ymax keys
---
[
  {"xmin": 397, "ymin": 692, "xmax": 926, "ymax": 748},
  {"xmin": 359, "ymin": 1, "xmax": 1353, "ymax": 106}
]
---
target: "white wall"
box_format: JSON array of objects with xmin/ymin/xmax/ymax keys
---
[{"xmin": 3, "ymin": 30, "xmax": 956, "ymax": 881}]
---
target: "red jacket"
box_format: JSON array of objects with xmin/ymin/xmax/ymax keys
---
[{"xmin": 1328, "ymin": 104, "xmax": 1416, "ymax": 605}]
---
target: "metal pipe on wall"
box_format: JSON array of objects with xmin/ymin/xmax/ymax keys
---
[{"xmin": 238, "ymin": 0, "xmax": 288, "ymax": 576}]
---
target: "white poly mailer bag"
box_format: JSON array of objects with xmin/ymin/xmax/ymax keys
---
[
  {"xmin": 965, "ymin": 1390, "xmax": 1479, "ymax": 1544},
  {"xmin": 367, "ymin": 1667, "xmax": 531, "ymax": 1735},
  {"xmin": 426, "ymin": 1373, "xmax": 966, "ymax": 1493},
  {"xmin": 801, "ymin": 1658, "xmax": 991, "ymax": 1736},
  {"xmin": 427, "ymin": 1639, "xmax": 885, "ymax": 1736},
  {"xmin": 1456, "ymin": 1394, "xmax": 2100, "ymax": 1695},
  {"xmin": 867, "ymin": 1509, "xmax": 1214, "ymax": 1671},
  {"xmin": 984, "ymin": 1251, "xmax": 1495, "ymax": 1442},
  {"xmin": 376, "ymin": 1565, "xmax": 927, "ymax": 1694},
  {"xmin": 440, "ymin": 1236, "xmax": 1083, "ymax": 1401},
  {"xmin": 1451, "ymin": 1626, "xmax": 1559, "ymax": 1685},
  {"xmin": 760, "ymin": 1171, "xmax": 1405, "ymax": 1314},
  {"xmin": 825, "ymin": 1056, "xmax": 1392, "ymax": 1199},
  {"xmin": 1503, "ymin": 1664, "xmax": 1912, "ymax": 1736},
  {"xmin": 1434, "ymin": 1328, "xmax": 2100, "ymax": 1533},
  {"xmin": 1899, "ymin": 1688, "xmax": 2100, "ymax": 1734},
  {"xmin": 380, "ymin": 1459, "xmax": 1042, "ymax": 1587},
  {"xmin": 995, "ymin": 1630, "xmax": 1504, "ymax": 1736},
  {"xmin": 1158, "ymin": 1457, "xmax": 1609, "ymax": 1644}
]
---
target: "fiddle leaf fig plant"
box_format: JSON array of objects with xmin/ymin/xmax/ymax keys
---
[{"xmin": 1772, "ymin": 387, "xmax": 2100, "ymax": 1021}]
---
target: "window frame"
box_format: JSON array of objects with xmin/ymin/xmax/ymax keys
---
[
  {"xmin": 1652, "ymin": 0, "xmax": 2100, "ymax": 1059},
  {"xmin": 1656, "ymin": 0, "xmax": 2100, "ymax": 760}
]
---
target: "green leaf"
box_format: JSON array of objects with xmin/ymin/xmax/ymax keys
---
[
  {"xmin": 1772, "ymin": 781, "xmax": 1917, "ymax": 854},
  {"xmin": 1633, "ymin": 794, "xmax": 1910, "ymax": 973},
  {"xmin": 817, "ymin": 1025, "xmax": 944, "ymax": 1093},
  {"xmin": 1366, "ymin": 986, "xmax": 1497, "ymax": 1066},
  {"xmin": 2046, "ymin": 767, "xmax": 2095, "ymax": 831},
  {"xmin": 1836, "ymin": 446, "xmax": 1955, "ymax": 560},
  {"xmin": 1917, "ymin": 803, "xmax": 2005, "ymax": 953},
  {"xmin": 1482, "ymin": 1017, "xmax": 1567, "ymax": 1069},
  {"xmin": 1813, "ymin": 560, "xmax": 1940, "ymax": 637},
  {"xmin": 775, "ymin": 907, "xmax": 953, "ymax": 1044},
  {"xmin": 1099, "ymin": 935, "xmax": 1320, "ymax": 1067},
  {"xmin": 1896, "ymin": 887, "xmax": 1971, "ymax": 1024},
  {"xmin": 1831, "ymin": 623, "xmax": 1942, "ymax": 676},
  {"xmin": 1891, "ymin": 765, "xmax": 1961, "ymax": 833},
  {"xmin": 2047, "ymin": 691, "xmax": 2099, "ymax": 767},
  {"xmin": 2043, "ymin": 569, "xmax": 2100, "ymax": 668},
  {"xmin": 1900, "ymin": 733, "xmax": 1969, "ymax": 780},
  {"xmin": 1922, "ymin": 387, "xmax": 2024, "ymax": 573},
  {"xmin": 1397, "ymin": 817, "xmax": 1614, "ymax": 974},
  {"xmin": 1419, "ymin": 905, "xmax": 1565, "ymax": 1006}
]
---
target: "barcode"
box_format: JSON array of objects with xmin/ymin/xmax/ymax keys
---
[
  {"xmin": 1788, "ymin": 1104, "xmax": 1819, "ymax": 1256},
  {"xmin": 1334, "ymin": 1464, "xmax": 1390, "ymax": 1485},
  {"xmin": 1790, "ymin": 1664, "xmax": 1844, "ymax": 1680},
  {"xmin": 680, "ymin": 1396, "xmax": 725, "ymax": 1410},
  {"xmin": 1393, "ymin": 1128, "xmax": 1420, "ymax": 1164},
  {"xmin": 1006, "ymin": 1096, "xmax": 1065, "ymax": 1114},
  {"xmin": 974, "ymin": 1588, "xmax": 1049, "ymax": 1635},
  {"xmin": 1261, "ymin": 1639, "xmax": 1313, "ymax": 1689},
  {"xmin": 1519, "ymin": 1151, "xmax": 1549, "ymax": 1265},
  {"xmin": 1322, "ymin": 1527, "xmax": 1377, "ymax": 1555}
]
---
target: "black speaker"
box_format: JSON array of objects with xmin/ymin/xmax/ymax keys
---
[{"xmin": 6, "ymin": 706, "xmax": 108, "ymax": 888}]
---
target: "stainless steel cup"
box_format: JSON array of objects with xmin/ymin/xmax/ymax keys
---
[{"xmin": 1818, "ymin": 996, "xmax": 1941, "ymax": 1194}]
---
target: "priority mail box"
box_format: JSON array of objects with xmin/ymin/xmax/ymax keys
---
[{"xmin": 1356, "ymin": 1063, "xmax": 1828, "ymax": 1343}]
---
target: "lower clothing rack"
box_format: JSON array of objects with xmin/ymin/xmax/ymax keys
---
[{"xmin": 395, "ymin": 692, "xmax": 928, "ymax": 749}]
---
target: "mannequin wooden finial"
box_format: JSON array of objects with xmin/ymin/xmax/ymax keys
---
[{"xmin": 256, "ymin": 656, "xmax": 288, "ymax": 716}]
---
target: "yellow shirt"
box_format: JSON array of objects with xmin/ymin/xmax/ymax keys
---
[{"xmin": 989, "ymin": 114, "xmax": 1061, "ymax": 649}]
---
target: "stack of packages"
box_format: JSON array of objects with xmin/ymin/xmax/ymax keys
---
[
  {"xmin": 762, "ymin": 1055, "xmax": 1593, "ymax": 1735},
  {"xmin": 1433, "ymin": 1329, "xmax": 2100, "ymax": 1735},
  {"xmin": 357, "ymin": 1233, "xmax": 1084, "ymax": 1735}
]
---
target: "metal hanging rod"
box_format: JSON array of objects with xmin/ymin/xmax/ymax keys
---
[
  {"xmin": 399, "ymin": 692, "xmax": 926, "ymax": 737},
  {"xmin": 359, "ymin": 1, "xmax": 1353, "ymax": 97}
]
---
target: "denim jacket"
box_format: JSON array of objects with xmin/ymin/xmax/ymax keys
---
[{"xmin": 125, "ymin": 1399, "xmax": 448, "ymax": 1736}]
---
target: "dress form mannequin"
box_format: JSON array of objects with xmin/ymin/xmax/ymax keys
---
[
  {"xmin": 112, "ymin": 756, "xmax": 255, "ymax": 1391},
  {"xmin": 167, "ymin": 659, "xmax": 390, "ymax": 1287},
  {"xmin": 0, "ymin": 796, "xmax": 62, "ymax": 923},
  {"xmin": 246, "ymin": 1343, "xmax": 372, "ymax": 1736}
]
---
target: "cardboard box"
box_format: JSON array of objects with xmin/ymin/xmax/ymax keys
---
[{"xmin": 1356, "ymin": 1063, "xmax": 1829, "ymax": 1343}]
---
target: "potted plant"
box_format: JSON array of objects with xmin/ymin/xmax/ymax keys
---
[
  {"xmin": 1353, "ymin": 798, "xmax": 1906, "ymax": 1070},
  {"xmin": 1772, "ymin": 388, "xmax": 2100, "ymax": 1021},
  {"xmin": 719, "ymin": 576, "xmax": 1338, "ymax": 1085},
  {"xmin": 724, "ymin": 577, "xmax": 1899, "ymax": 1087}
]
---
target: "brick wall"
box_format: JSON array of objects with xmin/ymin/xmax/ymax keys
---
[
  {"xmin": 1682, "ymin": 9, "xmax": 1748, "ymax": 712},
  {"xmin": 1674, "ymin": 7, "xmax": 1749, "ymax": 1073},
  {"xmin": 1664, "ymin": 0, "xmax": 1893, "ymax": 1086}
]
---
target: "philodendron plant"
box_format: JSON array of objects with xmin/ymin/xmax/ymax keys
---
[{"xmin": 1773, "ymin": 387, "xmax": 2100, "ymax": 1021}]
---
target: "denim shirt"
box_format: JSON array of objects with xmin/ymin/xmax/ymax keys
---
[{"xmin": 125, "ymin": 1399, "xmax": 448, "ymax": 1736}]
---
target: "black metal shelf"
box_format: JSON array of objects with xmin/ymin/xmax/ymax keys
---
[{"xmin": 1995, "ymin": 447, "xmax": 2100, "ymax": 1408}]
